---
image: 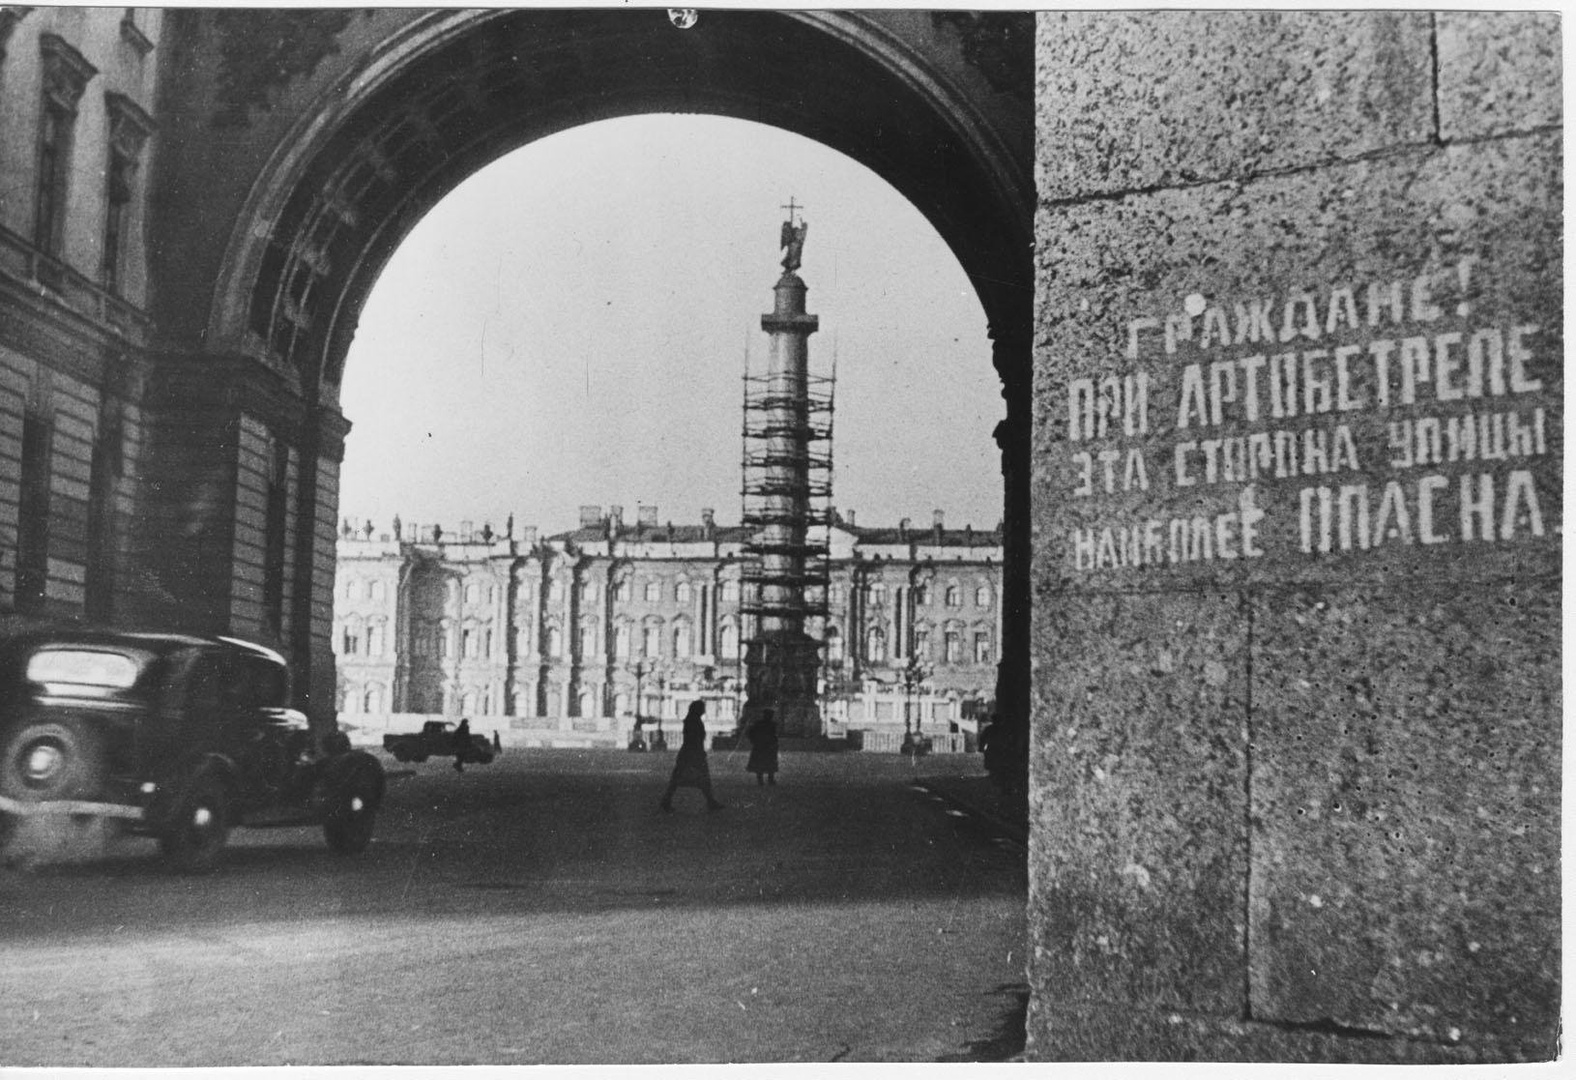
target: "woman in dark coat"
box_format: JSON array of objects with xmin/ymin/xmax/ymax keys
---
[
  {"xmin": 659, "ymin": 701, "xmax": 724, "ymax": 812},
  {"xmin": 745, "ymin": 709, "xmax": 779, "ymax": 786}
]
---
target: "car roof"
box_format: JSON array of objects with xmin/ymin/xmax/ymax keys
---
[{"xmin": 3, "ymin": 629, "xmax": 286, "ymax": 665}]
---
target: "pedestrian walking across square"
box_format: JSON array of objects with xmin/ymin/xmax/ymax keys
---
[{"xmin": 659, "ymin": 701, "xmax": 724, "ymax": 812}]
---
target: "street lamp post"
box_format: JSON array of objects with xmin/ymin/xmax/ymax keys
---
[
  {"xmin": 901, "ymin": 656, "xmax": 934, "ymax": 755},
  {"xmin": 654, "ymin": 670, "xmax": 668, "ymax": 750}
]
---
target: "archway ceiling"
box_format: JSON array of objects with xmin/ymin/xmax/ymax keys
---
[{"xmin": 245, "ymin": 9, "xmax": 1029, "ymax": 392}]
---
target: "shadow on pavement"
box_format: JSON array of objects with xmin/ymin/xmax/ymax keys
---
[{"xmin": 0, "ymin": 749, "xmax": 1027, "ymax": 941}]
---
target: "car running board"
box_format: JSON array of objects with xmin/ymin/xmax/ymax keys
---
[{"xmin": 0, "ymin": 794, "xmax": 145, "ymax": 820}]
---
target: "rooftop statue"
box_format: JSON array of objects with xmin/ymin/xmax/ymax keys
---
[{"xmin": 780, "ymin": 217, "xmax": 808, "ymax": 272}]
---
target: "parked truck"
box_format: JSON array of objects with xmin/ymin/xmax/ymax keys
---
[{"xmin": 383, "ymin": 720, "xmax": 496, "ymax": 765}]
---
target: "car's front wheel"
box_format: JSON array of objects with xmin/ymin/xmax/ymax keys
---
[
  {"xmin": 0, "ymin": 721, "xmax": 106, "ymax": 803},
  {"xmin": 322, "ymin": 752, "xmax": 384, "ymax": 854},
  {"xmin": 158, "ymin": 773, "xmax": 230, "ymax": 873}
]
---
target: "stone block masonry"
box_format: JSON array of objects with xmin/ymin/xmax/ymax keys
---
[{"xmin": 1028, "ymin": 11, "xmax": 1559, "ymax": 1062}]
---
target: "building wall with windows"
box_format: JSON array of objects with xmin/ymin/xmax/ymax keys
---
[
  {"xmin": 0, "ymin": 9, "xmax": 161, "ymax": 629},
  {"xmin": 332, "ymin": 506, "xmax": 1003, "ymax": 733}
]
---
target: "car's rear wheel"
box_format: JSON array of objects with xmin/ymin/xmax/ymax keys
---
[
  {"xmin": 158, "ymin": 773, "xmax": 230, "ymax": 873},
  {"xmin": 389, "ymin": 747, "xmax": 410, "ymax": 763},
  {"xmin": 0, "ymin": 721, "xmax": 106, "ymax": 803},
  {"xmin": 322, "ymin": 751, "xmax": 383, "ymax": 855}
]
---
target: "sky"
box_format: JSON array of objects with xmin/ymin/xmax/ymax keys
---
[{"xmin": 338, "ymin": 114, "xmax": 1004, "ymax": 538}]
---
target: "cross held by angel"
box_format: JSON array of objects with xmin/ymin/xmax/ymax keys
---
[{"xmin": 779, "ymin": 199, "xmax": 808, "ymax": 272}]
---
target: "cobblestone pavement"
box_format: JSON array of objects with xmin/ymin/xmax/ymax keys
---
[{"xmin": 0, "ymin": 748, "xmax": 1026, "ymax": 1066}]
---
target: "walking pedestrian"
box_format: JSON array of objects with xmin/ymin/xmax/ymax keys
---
[
  {"xmin": 659, "ymin": 701, "xmax": 724, "ymax": 812},
  {"xmin": 451, "ymin": 717, "xmax": 471, "ymax": 774},
  {"xmin": 745, "ymin": 709, "xmax": 779, "ymax": 786}
]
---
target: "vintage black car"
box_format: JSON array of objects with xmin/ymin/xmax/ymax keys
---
[
  {"xmin": 383, "ymin": 720, "xmax": 495, "ymax": 764},
  {"xmin": 0, "ymin": 630, "xmax": 384, "ymax": 872}
]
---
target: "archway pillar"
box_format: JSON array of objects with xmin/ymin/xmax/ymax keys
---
[
  {"xmin": 1027, "ymin": 11, "xmax": 1559, "ymax": 1061},
  {"xmin": 130, "ymin": 350, "xmax": 346, "ymax": 731}
]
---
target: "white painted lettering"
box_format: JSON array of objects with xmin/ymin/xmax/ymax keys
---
[
  {"xmin": 1303, "ymin": 349, "xmax": 1333, "ymax": 414},
  {"xmin": 1398, "ymin": 336, "xmax": 1430, "ymax": 406},
  {"xmin": 1235, "ymin": 299, "xmax": 1277, "ymax": 345},
  {"xmin": 1460, "ymin": 473, "xmax": 1495, "ymax": 542},
  {"xmin": 1500, "ymin": 470, "xmax": 1545, "ymax": 540},
  {"xmin": 1333, "ymin": 345, "xmax": 1364, "ymax": 411},
  {"xmin": 1371, "ymin": 481, "xmax": 1413, "ymax": 546},
  {"xmin": 1338, "ymin": 484, "xmax": 1371, "ymax": 551},
  {"xmin": 1068, "ymin": 378, "xmax": 1095, "ymax": 441},
  {"xmin": 1369, "ymin": 339, "xmax": 1396, "ymax": 407},
  {"xmin": 1418, "ymin": 475, "xmax": 1448, "ymax": 544},
  {"xmin": 1209, "ymin": 360, "xmax": 1238, "ymax": 426},
  {"xmin": 1508, "ymin": 325, "xmax": 1541, "ymax": 393},
  {"xmin": 1073, "ymin": 452, "xmax": 1093, "ymax": 497},
  {"xmin": 1434, "ymin": 331, "xmax": 1464, "ymax": 401},
  {"xmin": 1325, "ymin": 286, "xmax": 1360, "ymax": 335},
  {"xmin": 1177, "ymin": 364, "xmax": 1209, "ymax": 429}
]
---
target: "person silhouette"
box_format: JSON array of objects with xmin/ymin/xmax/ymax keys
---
[
  {"xmin": 451, "ymin": 717, "xmax": 471, "ymax": 774},
  {"xmin": 659, "ymin": 701, "xmax": 724, "ymax": 812},
  {"xmin": 746, "ymin": 709, "xmax": 780, "ymax": 786}
]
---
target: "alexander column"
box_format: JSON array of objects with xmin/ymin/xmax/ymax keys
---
[{"xmin": 740, "ymin": 201, "xmax": 833, "ymax": 738}]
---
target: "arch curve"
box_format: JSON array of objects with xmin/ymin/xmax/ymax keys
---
[{"xmin": 209, "ymin": 8, "xmax": 1031, "ymax": 394}]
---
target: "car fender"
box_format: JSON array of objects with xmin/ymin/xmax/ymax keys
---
[
  {"xmin": 314, "ymin": 750, "xmax": 385, "ymax": 811},
  {"xmin": 148, "ymin": 753, "xmax": 239, "ymax": 827}
]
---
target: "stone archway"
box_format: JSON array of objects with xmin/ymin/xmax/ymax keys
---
[{"xmin": 186, "ymin": 8, "xmax": 1034, "ymax": 725}]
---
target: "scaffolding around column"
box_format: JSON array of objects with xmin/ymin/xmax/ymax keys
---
[{"xmin": 739, "ymin": 367, "xmax": 836, "ymax": 622}]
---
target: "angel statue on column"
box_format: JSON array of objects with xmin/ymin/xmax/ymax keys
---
[{"xmin": 780, "ymin": 217, "xmax": 808, "ymax": 272}]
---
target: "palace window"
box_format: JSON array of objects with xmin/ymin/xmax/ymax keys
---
[
  {"xmin": 825, "ymin": 626, "xmax": 844, "ymax": 663},
  {"xmin": 914, "ymin": 627, "xmax": 930, "ymax": 659},
  {"xmin": 35, "ymin": 37, "xmax": 96, "ymax": 261},
  {"xmin": 580, "ymin": 624, "xmax": 597, "ymax": 657},
  {"xmin": 721, "ymin": 580, "xmax": 739, "ymax": 603},
  {"xmin": 546, "ymin": 625, "xmax": 563, "ymax": 658},
  {"xmin": 945, "ymin": 585, "xmax": 961, "ymax": 608},
  {"xmin": 643, "ymin": 624, "xmax": 661, "ymax": 658},
  {"xmin": 340, "ymin": 625, "xmax": 360, "ymax": 655},
  {"xmin": 975, "ymin": 632, "xmax": 992, "ymax": 664},
  {"xmin": 975, "ymin": 585, "xmax": 992, "ymax": 607},
  {"xmin": 100, "ymin": 94, "xmax": 152, "ymax": 294},
  {"xmin": 944, "ymin": 630, "xmax": 962, "ymax": 664},
  {"xmin": 367, "ymin": 624, "xmax": 385, "ymax": 657},
  {"xmin": 644, "ymin": 580, "xmax": 660, "ymax": 603},
  {"xmin": 913, "ymin": 583, "xmax": 929, "ymax": 606},
  {"xmin": 676, "ymin": 580, "xmax": 691, "ymax": 604},
  {"xmin": 614, "ymin": 623, "xmax": 631, "ymax": 659},
  {"xmin": 673, "ymin": 624, "xmax": 691, "ymax": 658},
  {"xmin": 719, "ymin": 621, "xmax": 739, "ymax": 659},
  {"xmin": 614, "ymin": 577, "xmax": 632, "ymax": 602},
  {"xmin": 582, "ymin": 580, "xmax": 598, "ymax": 604},
  {"xmin": 866, "ymin": 627, "xmax": 887, "ymax": 663}
]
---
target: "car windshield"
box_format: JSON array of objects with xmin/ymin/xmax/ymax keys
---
[{"xmin": 26, "ymin": 648, "xmax": 140, "ymax": 689}]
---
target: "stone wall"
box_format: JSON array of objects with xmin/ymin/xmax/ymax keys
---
[{"xmin": 1028, "ymin": 11, "xmax": 1560, "ymax": 1061}]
